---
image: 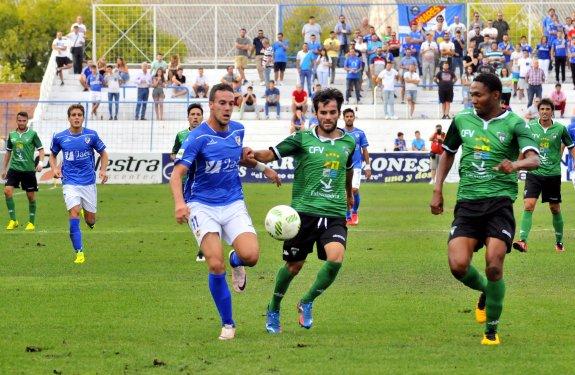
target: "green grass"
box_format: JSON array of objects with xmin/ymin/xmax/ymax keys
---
[{"xmin": 1, "ymin": 183, "xmax": 574, "ymax": 374}]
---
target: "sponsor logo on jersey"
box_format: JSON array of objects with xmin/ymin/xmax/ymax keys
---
[
  {"xmin": 85, "ymin": 137, "xmax": 91, "ymax": 144},
  {"xmin": 461, "ymin": 129, "xmax": 475, "ymax": 138},
  {"xmin": 235, "ymin": 136, "xmax": 241, "ymax": 146},
  {"xmin": 496, "ymin": 132, "xmax": 506, "ymax": 143},
  {"xmin": 207, "ymin": 139, "xmax": 217, "ymax": 146}
]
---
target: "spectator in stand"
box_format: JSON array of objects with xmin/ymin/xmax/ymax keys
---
[
  {"xmin": 262, "ymin": 38, "xmax": 274, "ymax": 86},
  {"xmin": 524, "ymin": 96, "xmax": 541, "ymax": 120},
  {"xmin": 359, "ymin": 17, "xmax": 372, "ymax": 38},
  {"xmin": 535, "ymin": 36, "xmax": 551, "ymax": 74},
  {"xmin": 433, "ymin": 14, "xmax": 448, "ymax": 33},
  {"xmin": 296, "ymin": 43, "xmax": 314, "ymax": 95},
  {"xmin": 469, "ymin": 12, "xmax": 484, "ymax": 31},
  {"xmin": 393, "ymin": 132, "xmax": 407, "ymax": 151},
  {"xmin": 486, "ymin": 42, "xmax": 505, "ymax": 69},
  {"xmin": 353, "ymin": 34, "xmax": 368, "ymax": 86},
  {"xmin": 388, "ymin": 31, "xmax": 401, "ymax": 66},
  {"xmin": 315, "ymin": 48, "xmax": 331, "ymax": 87},
  {"xmin": 240, "ymin": 86, "xmax": 259, "ymax": 120},
  {"xmin": 253, "ymin": 30, "xmax": 266, "ymax": 85},
  {"xmin": 88, "ymin": 64, "xmax": 104, "ymax": 120},
  {"xmin": 96, "ymin": 57, "xmax": 106, "ymax": 76},
  {"xmin": 264, "ymin": 80, "xmax": 281, "ymax": 120},
  {"xmin": 478, "ymin": 35, "xmax": 492, "ymax": 55},
  {"xmin": 134, "ymin": 62, "xmax": 152, "ymax": 120},
  {"xmin": 551, "ymin": 83, "xmax": 567, "ymax": 117},
  {"xmin": 290, "ymin": 108, "xmax": 307, "ymax": 133},
  {"xmin": 548, "ymin": 14, "xmax": 563, "ymax": 45},
  {"xmin": 464, "ymin": 47, "xmax": 479, "ymax": 73},
  {"xmin": 493, "ymin": 13, "xmax": 510, "ymax": 43},
  {"xmin": 167, "ymin": 54, "xmax": 180, "ymax": 81},
  {"xmin": 411, "ymin": 130, "xmax": 426, "ymax": 151},
  {"xmin": 520, "ymin": 35, "xmax": 533, "ymax": 54},
  {"xmin": 568, "ymin": 20, "xmax": 575, "ymax": 39},
  {"xmin": 403, "ymin": 63, "xmax": 420, "ymax": 119},
  {"xmin": 517, "ymin": 49, "xmax": 532, "ymax": 101},
  {"xmin": 510, "ymin": 44, "xmax": 522, "ymax": 95},
  {"xmin": 307, "ymin": 34, "xmax": 322, "ymax": 80},
  {"xmin": 448, "ymin": 15, "xmax": 467, "ymax": 40},
  {"xmin": 551, "ymin": 30, "xmax": 567, "ymax": 83},
  {"xmin": 498, "ymin": 34, "xmax": 513, "ymax": 67},
  {"xmin": 221, "ymin": 66, "xmax": 243, "ymax": 108},
  {"xmin": 420, "ymin": 32, "xmax": 438, "ymax": 90},
  {"xmin": 461, "ymin": 65, "xmax": 475, "ymax": 108},
  {"xmin": 334, "ymin": 15, "xmax": 352, "ymax": 67},
  {"xmin": 377, "ymin": 61, "xmax": 399, "ymax": 120},
  {"xmin": 452, "ymin": 30, "xmax": 465, "ymax": 77},
  {"xmin": 272, "ymin": 33, "xmax": 288, "ymax": 85},
  {"xmin": 435, "ymin": 62, "xmax": 456, "ymax": 119},
  {"xmin": 543, "ymin": 8, "xmax": 556, "ymax": 36},
  {"xmin": 151, "ymin": 68, "xmax": 166, "ymax": 121},
  {"xmin": 525, "ymin": 59, "xmax": 546, "ymax": 108},
  {"xmin": 406, "ymin": 23, "xmax": 424, "ymax": 71},
  {"xmin": 429, "ymin": 124, "xmax": 445, "ymax": 184},
  {"xmin": 79, "ymin": 60, "xmax": 93, "ymax": 92},
  {"xmin": 291, "ymin": 83, "xmax": 308, "ymax": 115},
  {"xmin": 569, "ymin": 36, "xmax": 575, "ymax": 89},
  {"xmin": 469, "ymin": 26, "xmax": 484, "ymax": 52},
  {"xmin": 191, "ymin": 68, "xmax": 208, "ymax": 98},
  {"xmin": 302, "ymin": 16, "xmax": 321, "ymax": 43},
  {"xmin": 71, "ymin": 16, "xmax": 86, "ymax": 35},
  {"xmin": 481, "ymin": 20, "xmax": 498, "ymax": 40},
  {"xmin": 399, "ymin": 49, "xmax": 417, "ymax": 102},
  {"xmin": 477, "ymin": 57, "xmax": 495, "ymax": 75},
  {"xmin": 311, "ymin": 83, "xmax": 322, "ymax": 102},
  {"xmin": 172, "ymin": 67, "xmax": 188, "ymax": 98},
  {"xmin": 439, "ymin": 31, "xmax": 455, "ymax": 69},
  {"xmin": 367, "ymin": 33, "xmax": 383, "ymax": 69},
  {"xmin": 344, "ymin": 48, "xmax": 362, "ymax": 104},
  {"xmin": 67, "ymin": 25, "xmax": 85, "ymax": 74},
  {"xmin": 370, "ymin": 48, "xmax": 392, "ymax": 84},
  {"xmin": 323, "ymin": 31, "xmax": 340, "ymax": 84},
  {"xmin": 52, "ymin": 32, "xmax": 73, "ymax": 86},
  {"xmin": 499, "ymin": 67, "xmax": 513, "ymax": 109},
  {"xmin": 116, "ymin": 57, "xmax": 129, "ymax": 84},
  {"xmin": 235, "ymin": 28, "xmax": 251, "ymax": 84},
  {"xmin": 150, "ymin": 53, "xmax": 167, "ymax": 77},
  {"xmin": 104, "ymin": 65, "xmax": 121, "ymax": 120}
]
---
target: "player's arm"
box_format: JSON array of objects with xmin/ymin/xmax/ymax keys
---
[
  {"xmin": 33, "ymin": 133, "xmax": 44, "ymax": 172},
  {"xmin": 170, "ymin": 135, "xmax": 181, "ymax": 161},
  {"xmin": 240, "ymin": 147, "xmax": 281, "ymax": 186},
  {"xmin": 98, "ymin": 150, "xmax": 109, "ymax": 183},
  {"xmin": 430, "ymin": 121, "xmax": 461, "ymax": 215},
  {"xmin": 496, "ymin": 121, "xmax": 541, "ymax": 173},
  {"xmin": 255, "ymin": 132, "xmax": 302, "ymax": 163},
  {"xmin": 361, "ymin": 145, "xmax": 371, "ymax": 180},
  {"xmin": 561, "ymin": 127, "xmax": 575, "ymax": 169},
  {"xmin": 346, "ymin": 155, "xmax": 354, "ymax": 210},
  {"xmin": 1, "ymin": 150, "xmax": 10, "ymax": 179},
  {"xmin": 169, "ymin": 163, "xmax": 190, "ymax": 224},
  {"xmin": 49, "ymin": 136, "xmax": 62, "ymax": 178}
]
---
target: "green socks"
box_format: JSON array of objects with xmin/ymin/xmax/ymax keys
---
[
  {"xmin": 552, "ymin": 212, "xmax": 563, "ymax": 243},
  {"xmin": 29, "ymin": 200, "xmax": 36, "ymax": 224},
  {"xmin": 519, "ymin": 210, "xmax": 533, "ymax": 241},
  {"xmin": 485, "ymin": 279, "xmax": 505, "ymax": 334},
  {"xmin": 460, "ymin": 265, "xmax": 487, "ymax": 292},
  {"xmin": 301, "ymin": 261, "xmax": 342, "ymax": 304},
  {"xmin": 268, "ymin": 265, "xmax": 295, "ymax": 312},
  {"xmin": 6, "ymin": 197, "xmax": 16, "ymax": 220}
]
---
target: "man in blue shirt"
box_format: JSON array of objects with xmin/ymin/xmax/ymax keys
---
[
  {"xmin": 344, "ymin": 49, "xmax": 362, "ymax": 104},
  {"xmin": 551, "ymin": 30, "xmax": 567, "ymax": 83},
  {"xmin": 343, "ymin": 108, "xmax": 370, "ymax": 225},
  {"xmin": 49, "ymin": 104, "xmax": 109, "ymax": 264},
  {"xmin": 297, "ymin": 43, "xmax": 315, "ymax": 95},
  {"xmin": 307, "ymin": 34, "xmax": 322, "ymax": 81},
  {"xmin": 170, "ymin": 83, "xmax": 280, "ymax": 341},
  {"xmin": 411, "ymin": 130, "xmax": 426, "ymax": 151},
  {"xmin": 87, "ymin": 65, "xmax": 105, "ymax": 120},
  {"xmin": 272, "ymin": 33, "xmax": 288, "ymax": 85},
  {"xmin": 79, "ymin": 61, "xmax": 93, "ymax": 92},
  {"xmin": 406, "ymin": 23, "xmax": 424, "ymax": 72}
]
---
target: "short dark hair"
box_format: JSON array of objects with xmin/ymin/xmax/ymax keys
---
[
  {"xmin": 473, "ymin": 73, "xmax": 503, "ymax": 93},
  {"xmin": 555, "ymin": 83, "xmax": 562, "ymax": 88},
  {"xmin": 106, "ymin": 65, "xmax": 113, "ymax": 69},
  {"xmin": 209, "ymin": 83, "xmax": 234, "ymax": 102},
  {"xmin": 277, "ymin": 32, "xmax": 283, "ymax": 37},
  {"xmin": 398, "ymin": 132, "xmax": 404, "ymax": 137},
  {"xmin": 67, "ymin": 104, "xmax": 85, "ymax": 117},
  {"xmin": 312, "ymin": 88, "xmax": 344, "ymax": 114},
  {"xmin": 16, "ymin": 111, "xmax": 28, "ymax": 119},
  {"xmin": 269, "ymin": 80, "xmax": 275, "ymax": 84},
  {"xmin": 538, "ymin": 98, "xmax": 555, "ymax": 111},
  {"xmin": 187, "ymin": 103, "xmax": 203, "ymax": 116},
  {"xmin": 342, "ymin": 108, "xmax": 355, "ymax": 116}
]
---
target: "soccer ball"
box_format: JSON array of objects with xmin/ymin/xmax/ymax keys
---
[{"xmin": 264, "ymin": 205, "xmax": 301, "ymax": 241}]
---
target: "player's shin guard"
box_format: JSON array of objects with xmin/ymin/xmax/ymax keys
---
[
  {"xmin": 29, "ymin": 201, "xmax": 36, "ymax": 224},
  {"xmin": 485, "ymin": 279, "xmax": 505, "ymax": 333},
  {"xmin": 229, "ymin": 250, "xmax": 244, "ymax": 267},
  {"xmin": 208, "ymin": 273, "xmax": 234, "ymax": 326},
  {"xmin": 519, "ymin": 211, "xmax": 533, "ymax": 241},
  {"xmin": 552, "ymin": 212, "xmax": 563, "ymax": 243},
  {"xmin": 69, "ymin": 218, "xmax": 83, "ymax": 251},
  {"xmin": 269, "ymin": 265, "xmax": 295, "ymax": 311},
  {"xmin": 301, "ymin": 261, "xmax": 341, "ymax": 303},
  {"xmin": 352, "ymin": 192, "xmax": 360, "ymax": 213},
  {"xmin": 460, "ymin": 265, "xmax": 487, "ymax": 292},
  {"xmin": 6, "ymin": 197, "xmax": 16, "ymax": 220}
]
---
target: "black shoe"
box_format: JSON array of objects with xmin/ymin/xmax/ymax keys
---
[
  {"xmin": 114, "ymin": 116, "xmax": 118, "ymax": 120},
  {"xmin": 441, "ymin": 115, "xmax": 447, "ymax": 119},
  {"xmin": 196, "ymin": 251, "xmax": 205, "ymax": 262},
  {"xmin": 140, "ymin": 117, "xmax": 146, "ymax": 120},
  {"xmin": 60, "ymin": 81, "xmax": 64, "ymax": 86},
  {"xmin": 83, "ymin": 88, "xmax": 88, "ymax": 92},
  {"xmin": 109, "ymin": 116, "xmax": 113, "ymax": 120}
]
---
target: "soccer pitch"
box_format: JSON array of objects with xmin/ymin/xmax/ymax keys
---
[{"xmin": 1, "ymin": 183, "xmax": 574, "ymax": 374}]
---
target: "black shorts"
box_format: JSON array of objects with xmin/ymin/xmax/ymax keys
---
[
  {"xmin": 438, "ymin": 88, "xmax": 454, "ymax": 103},
  {"xmin": 56, "ymin": 56, "xmax": 72, "ymax": 68},
  {"xmin": 283, "ymin": 213, "xmax": 348, "ymax": 262},
  {"xmin": 5, "ymin": 169, "xmax": 38, "ymax": 192},
  {"xmin": 448, "ymin": 197, "xmax": 515, "ymax": 253},
  {"xmin": 273, "ymin": 62, "xmax": 286, "ymax": 72},
  {"xmin": 524, "ymin": 173, "xmax": 561, "ymax": 203}
]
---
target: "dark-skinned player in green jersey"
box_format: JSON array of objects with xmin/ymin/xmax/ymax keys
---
[
  {"xmin": 513, "ymin": 98, "xmax": 575, "ymax": 253},
  {"xmin": 430, "ymin": 73, "xmax": 540, "ymax": 345}
]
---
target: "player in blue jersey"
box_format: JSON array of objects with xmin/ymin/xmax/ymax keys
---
[
  {"xmin": 169, "ymin": 83, "xmax": 280, "ymax": 340},
  {"xmin": 343, "ymin": 108, "xmax": 371, "ymax": 225},
  {"xmin": 49, "ymin": 104, "xmax": 109, "ymax": 264}
]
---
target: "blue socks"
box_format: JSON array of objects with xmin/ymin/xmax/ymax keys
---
[
  {"xmin": 352, "ymin": 192, "xmax": 360, "ymax": 213},
  {"xmin": 69, "ymin": 218, "xmax": 82, "ymax": 252},
  {"xmin": 229, "ymin": 250, "xmax": 244, "ymax": 268},
  {"xmin": 208, "ymin": 273, "xmax": 234, "ymax": 326}
]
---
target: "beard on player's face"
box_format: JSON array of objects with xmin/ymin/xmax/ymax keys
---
[{"xmin": 319, "ymin": 120, "xmax": 337, "ymax": 133}]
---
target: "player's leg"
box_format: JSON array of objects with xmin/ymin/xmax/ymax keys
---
[
  {"xmin": 22, "ymin": 171, "xmax": 39, "ymax": 230},
  {"xmin": 482, "ymin": 237, "xmax": 507, "ymax": 345},
  {"xmin": 81, "ymin": 184, "xmax": 98, "ymax": 229},
  {"xmin": 347, "ymin": 169, "xmax": 361, "ymax": 224},
  {"xmin": 4, "ymin": 178, "xmax": 18, "ymax": 228},
  {"xmin": 545, "ymin": 176, "xmax": 564, "ymax": 251},
  {"xmin": 515, "ymin": 173, "xmax": 541, "ymax": 252},
  {"xmin": 68, "ymin": 204, "xmax": 85, "ymax": 263}
]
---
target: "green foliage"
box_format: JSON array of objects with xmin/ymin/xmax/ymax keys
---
[
  {"xmin": 281, "ymin": 5, "xmax": 332, "ymax": 57},
  {"xmin": 0, "ymin": 61, "xmax": 25, "ymax": 83}
]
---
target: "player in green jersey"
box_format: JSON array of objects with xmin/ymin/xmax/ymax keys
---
[
  {"xmin": 430, "ymin": 73, "xmax": 540, "ymax": 345},
  {"xmin": 252, "ymin": 88, "xmax": 356, "ymax": 333},
  {"xmin": 171, "ymin": 103, "xmax": 206, "ymax": 262},
  {"xmin": 1, "ymin": 112, "xmax": 44, "ymax": 230},
  {"xmin": 513, "ymin": 98, "xmax": 575, "ymax": 253}
]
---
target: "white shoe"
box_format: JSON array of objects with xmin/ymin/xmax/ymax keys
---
[
  {"xmin": 390, "ymin": 116, "xmax": 398, "ymax": 120},
  {"xmin": 229, "ymin": 250, "xmax": 246, "ymax": 293},
  {"xmin": 259, "ymin": 81, "xmax": 265, "ymax": 86},
  {"xmin": 218, "ymin": 324, "xmax": 236, "ymax": 340},
  {"xmin": 429, "ymin": 180, "xmax": 434, "ymax": 184},
  {"xmin": 384, "ymin": 115, "xmax": 390, "ymax": 120}
]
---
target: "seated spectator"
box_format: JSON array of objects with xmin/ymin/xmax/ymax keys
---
[
  {"xmin": 221, "ymin": 65, "xmax": 242, "ymax": 107},
  {"xmin": 476, "ymin": 57, "xmax": 496, "ymax": 75},
  {"xmin": 264, "ymin": 80, "xmax": 281, "ymax": 120},
  {"xmin": 291, "ymin": 83, "xmax": 308, "ymax": 115},
  {"xmin": 171, "ymin": 67, "xmax": 188, "ymax": 98},
  {"xmin": 104, "ymin": 65, "xmax": 121, "ymax": 120},
  {"xmin": 116, "ymin": 57, "xmax": 130, "ymax": 84},
  {"xmin": 551, "ymin": 83, "xmax": 567, "ymax": 117},
  {"xmin": 411, "ymin": 130, "xmax": 427, "ymax": 151},
  {"xmin": 240, "ymin": 86, "xmax": 258, "ymax": 120},
  {"xmin": 393, "ymin": 132, "xmax": 407, "ymax": 151},
  {"xmin": 97, "ymin": 57, "xmax": 106, "ymax": 76},
  {"xmin": 87, "ymin": 64, "xmax": 104, "ymax": 120},
  {"xmin": 52, "ymin": 31, "xmax": 73, "ymax": 86},
  {"xmin": 290, "ymin": 108, "xmax": 306, "ymax": 133},
  {"xmin": 79, "ymin": 60, "xmax": 93, "ymax": 91},
  {"xmin": 524, "ymin": 97, "xmax": 541, "ymax": 120},
  {"xmin": 167, "ymin": 54, "xmax": 180, "ymax": 81},
  {"xmin": 191, "ymin": 67, "xmax": 209, "ymax": 98},
  {"xmin": 151, "ymin": 53, "xmax": 168, "ymax": 76},
  {"xmin": 311, "ymin": 83, "xmax": 322, "ymax": 101}
]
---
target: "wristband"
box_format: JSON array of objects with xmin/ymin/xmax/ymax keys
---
[
  {"xmin": 255, "ymin": 161, "xmax": 267, "ymax": 172},
  {"xmin": 363, "ymin": 165, "xmax": 371, "ymax": 171}
]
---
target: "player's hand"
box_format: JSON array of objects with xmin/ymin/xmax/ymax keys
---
[
  {"xmin": 99, "ymin": 170, "xmax": 108, "ymax": 184},
  {"xmin": 175, "ymin": 203, "xmax": 190, "ymax": 224},
  {"xmin": 347, "ymin": 193, "xmax": 354, "ymax": 211},
  {"xmin": 493, "ymin": 159, "xmax": 515, "ymax": 174},
  {"xmin": 430, "ymin": 190, "xmax": 444, "ymax": 215},
  {"xmin": 364, "ymin": 168, "xmax": 372, "ymax": 180},
  {"xmin": 52, "ymin": 168, "xmax": 62, "ymax": 179},
  {"xmin": 264, "ymin": 167, "xmax": 281, "ymax": 187},
  {"xmin": 1, "ymin": 171, "xmax": 6, "ymax": 180},
  {"xmin": 242, "ymin": 147, "xmax": 255, "ymax": 161},
  {"xmin": 35, "ymin": 164, "xmax": 43, "ymax": 173}
]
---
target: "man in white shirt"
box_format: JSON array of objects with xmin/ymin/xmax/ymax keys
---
[
  {"xmin": 67, "ymin": 25, "xmax": 85, "ymax": 74},
  {"xmin": 70, "ymin": 16, "xmax": 87, "ymax": 35},
  {"xmin": 52, "ymin": 32, "xmax": 73, "ymax": 86},
  {"xmin": 420, "ymin": 32, "xmax": 438, "ymax": 89},
  {"xmin": 448, "ymin": 16, "xmax": 467, "ymax": 39},
  {"xmin": 439, "ymin": 31, "xmax": 455, "ymax": 69},
  {"xmin": 403, "ymin": 63, "xmax": 420, "ymax": 119},
  {"xmin": 302, "ymin": 16, "xmax": 321, "ymax": 43},
  {"xmin": 517, "ymin": 50, "xmax": 532, "ymax": 101},
  {"xmin": 480, "ymin": 20, "xmax": 498, "ymax": 40},
  {"xmin": 134, "ymin": 62, "xmax": 152, "ymax": 120},
  {"xmin": 192, "ymin": 68, "xmax": 209, "ymax": 98},
  {"xmin": 377, "ymin": 61, "xmax": 399, "ymax": 120}
]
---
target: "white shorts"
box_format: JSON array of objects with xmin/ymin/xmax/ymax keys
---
[
  {"xmin": 63, "ymin": 184, "xmax": 97, "ymax": 213},
  {"xmin": 352, "ymin": 168, "xmax": 362, "ymax": 189},
  {"xmin": 187, "ymin": 200, "xmax": 256, "ymax": 246},
  {"xmin": 91, "ymin": 91, "xmax": 102, "ymax": 102}
]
